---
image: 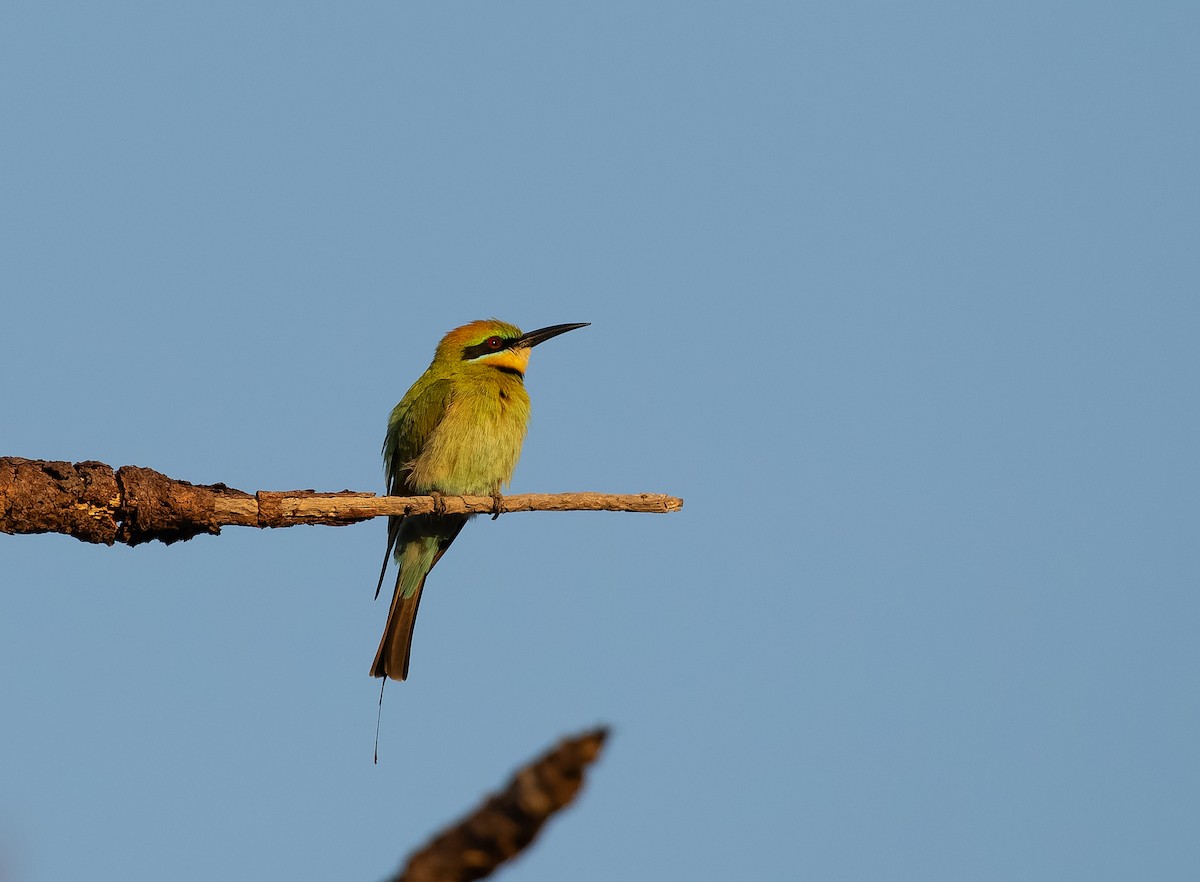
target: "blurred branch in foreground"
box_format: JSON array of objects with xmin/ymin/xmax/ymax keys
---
[
  {"xmin": 0, "ymin": 457, "xmax": 682, "ymax": 547},
  {"xmin": 391, "ymin": 727, "xmax": 609, "ymax": 882}
]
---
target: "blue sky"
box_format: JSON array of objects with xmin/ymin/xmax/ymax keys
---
[{"xmin": 2, "ymin": 3, "xmax": 1198, "ymax": 880}]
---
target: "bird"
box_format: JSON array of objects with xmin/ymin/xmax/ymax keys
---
[{"xmin": 371, "ymin": 318, "xmax": 589, "ymax": 681}]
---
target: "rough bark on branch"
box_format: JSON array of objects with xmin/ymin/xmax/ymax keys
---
[
  {"xmin": 0, "ymin": 457, "xmax": 682, "ymax": 547},
  {"xmin": 390, "ymin": 727, "xmax": 609, "ymax": 882}
]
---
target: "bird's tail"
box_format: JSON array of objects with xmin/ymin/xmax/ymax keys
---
[{"xmin": 370, "ymin": 535, "xmax": 440, "ymax": 680}]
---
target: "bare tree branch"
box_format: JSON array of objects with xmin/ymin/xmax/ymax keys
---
[
  {"xmin": 0, "ymin": 457, "xmax": 682, "ymax": 546},
  {"xmin": 390, "ymin": 727, "xmax": 609, "ymax": 882}
]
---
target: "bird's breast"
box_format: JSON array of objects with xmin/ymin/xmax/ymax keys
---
[{"xmin": 407, "ymin": 379, "xmax": 532, "ymax": 496}]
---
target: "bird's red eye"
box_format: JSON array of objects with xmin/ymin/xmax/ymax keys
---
[{"xmin": 486, "ymin": 336, "xmax": 503, "ymax": 349}]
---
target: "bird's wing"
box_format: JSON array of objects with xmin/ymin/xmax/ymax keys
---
[
  {"xmin": 376, "ymin": 377, "xmax": 456, "ymax": 599},
  {"xmin": 383, "ymin": 377, "xmax": 456, "ymax": 495}
]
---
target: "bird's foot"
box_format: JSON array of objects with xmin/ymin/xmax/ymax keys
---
[
  {"xmin": 490, "ymin": 491, "xmax": 504, "ymax": 520},
  {"xmin": 429, "ymin": 491, "xmax": 446, "ymax": 515}
]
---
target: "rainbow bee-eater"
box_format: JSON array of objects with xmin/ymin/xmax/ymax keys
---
[{"xmin": 371, "ymin": 319, "xmax": 589, "ymax": 681}]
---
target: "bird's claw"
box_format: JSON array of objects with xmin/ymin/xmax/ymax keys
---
[
  {"xmin": 429, "ymin": 491, "xmax": 446, "ymax": 516},
  {"xmin": 490, "ymin": 491, "xmax": 503, "ymax": 520}
]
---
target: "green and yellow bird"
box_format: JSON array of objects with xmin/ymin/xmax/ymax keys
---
[{"xmin": 371, "ymin": 318, "xmax": 589, "ymax": 681}]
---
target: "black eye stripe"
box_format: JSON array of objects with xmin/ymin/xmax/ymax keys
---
[{"xmin": 461, "ymin": 337, "xmax": 517, "ymax": 361}]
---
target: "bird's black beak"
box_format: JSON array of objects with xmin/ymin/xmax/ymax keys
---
[{"xmin": 515, "ymin": 322, "xmax": 590, "ymax": 348}]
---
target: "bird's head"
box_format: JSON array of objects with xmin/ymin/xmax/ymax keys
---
[{"xmin": 436, "ymin": 319, "xmax": 589, "ymax": 378}]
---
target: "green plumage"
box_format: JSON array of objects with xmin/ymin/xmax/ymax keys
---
[{"xmin": 371, "ymin": 318, "xmax": 587, "ymax": 680}]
